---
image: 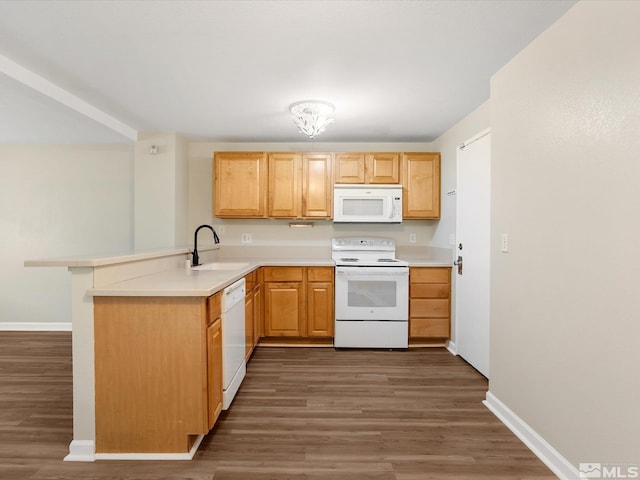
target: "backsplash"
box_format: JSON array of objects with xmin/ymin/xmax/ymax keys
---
[{"xmin": 210, "ymin": 218, "xmax": 437, "ymax": 247}]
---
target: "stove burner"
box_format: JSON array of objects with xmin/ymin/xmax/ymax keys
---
[{"xmin": 332, "ymin": 237, "xmax": 409, "ymax": 268}]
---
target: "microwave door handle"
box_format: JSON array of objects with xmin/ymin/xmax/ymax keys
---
[
  {"xmin": 391, "ymin": 195, "xmax": 402, "ymax": 220},
  {"xmin": 390, "ymin": 197, "xmax": 396, "ymax": 219}
]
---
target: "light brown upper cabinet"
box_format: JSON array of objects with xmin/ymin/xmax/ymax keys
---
[
  {"xmin": 334, "ymin": 153, "xmax": 365, "ymax": 183},
  {"xmin": 268, "ymin": 152, "xmax": 300, "ymax": 218},
  {"xmin": 214, "ymin": 150, "xmax": 439, "ymax": 219},
  {"xmin": 214, "ymin": 152, "xmax": 267, "ymax": 218},
  {"xmin": 301, "ymin": 153, "xmax": 333, "ymax": 218},
  {"xmin": 334, "ymin": 152, "xmax": 400, "ymax": 184},
  {"xmin": 402, "ymin": 152, "xmax": 441, "ymax": 219},
  {"xmin": 268, "ymin": 152, "xmax": 333, "ymax": 218}
]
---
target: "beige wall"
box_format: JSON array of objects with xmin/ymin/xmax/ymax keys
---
[
  {"xmin": 490, "ymin": 0, "xmax": 640, "ymax": 466},
  {"xmin": 188, "ymin": 141, "xmax": 441, "ymax": 248},
  {"xmin": 135, "ymin": 132, "xmax": 189, "ymax": 249},
  {"xmin": 1, "ymin": 144, "xmax": 133, "ymax": 326}
]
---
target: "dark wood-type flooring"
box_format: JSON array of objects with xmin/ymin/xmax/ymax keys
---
[{"xmin": 0, "ymin": 331, "xmax": 556, "ymax": 479}]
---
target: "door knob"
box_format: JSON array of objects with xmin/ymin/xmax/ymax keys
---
[{"xmin": 454, "ymin": 255, "xmax": 463, "ymax": 275}]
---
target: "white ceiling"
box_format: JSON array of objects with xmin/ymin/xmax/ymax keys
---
[{"xmin": 0, "ymin": 0, "xmax": 576, "ymax": 144}]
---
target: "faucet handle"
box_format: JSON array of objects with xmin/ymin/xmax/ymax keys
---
[{"xmin": 191, "ymin": 249, "xmax": 200, "ymax": 267}]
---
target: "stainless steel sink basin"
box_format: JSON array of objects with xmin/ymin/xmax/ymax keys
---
[{"xmin": 191, "ymin": 262, "xmax": 250, "ymax": 271}]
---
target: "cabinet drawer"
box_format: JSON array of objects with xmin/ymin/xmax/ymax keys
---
[
  {"xmin": 410, "ymin": 318, "xmax": 450, "ymax": 338},
  {"xmin": 208, "ymin": 292, "xmax": 221, "ymax": 325},
  {"xmin": 410, "ymin": 267, "xmax": 450, "ymax": 283},
  {"xmin": 307, "ymin": 267, "xmax": 334, "ymax": 282},
  {"xmin": 263, "ymin": 266, "xmax": 304, "ymax": 282},
  {"xmin": 410, "ymin": 283, "xmax": 449, "ymax": 299},
  {"xmin": 410, "ymin": 298, "xmax": 450, "ymax": 318}
]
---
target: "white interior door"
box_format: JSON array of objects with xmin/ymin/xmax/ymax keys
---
[{"xmin": 456, "ymin": 129, "xmax": 491, "ymax": 378}]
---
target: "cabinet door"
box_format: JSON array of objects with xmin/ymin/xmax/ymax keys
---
[
  {"xmin": 264, "ymin": 282, "xmax": 304, "ymax": 336},
  {"xmin": 253, "ymin": 284, "xmax": 262, "ymax": 348},
  {"xmin": 214, "ymin": 152, "xmax": 267, "ymax": 217},
  {"xmin": 365, "ymin": 153, "xmax": 400, "ymax": 184},
  {"xmin": 302, "ymin": 153, "xmax": 332, "ymax": 218},
  {"xmin": 402, "ymin": 152, "xmax": 441, "ymax": 219},
  {"xmin": 206, "ymin": 318, "xmax": 223, "ymax": 430},
  {"xmin": 245, "ymin": 292, "xmax": 255, "ymax": 361},
  {"xmin": 334, "ymin": 153, "xmax": 365, "ymax": 183},
  {"xmin": 268, "ymin": 152, "xmax": 301, "ymax": 218},
  {"xmin": 307, "ymin": 281, "xmax": 334, "ymax": 337}
]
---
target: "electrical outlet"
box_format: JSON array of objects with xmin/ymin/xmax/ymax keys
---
[
  {"xmin": 241, "ymin": 233, "xmax": 252, "ymax": 244},
  {"xmin": 501, "ymin": 234, "xmax": 509, "ymax": 253},
  {"xmin": 409, "ymin": 233, "xmax": 417, "ymax": 244}
]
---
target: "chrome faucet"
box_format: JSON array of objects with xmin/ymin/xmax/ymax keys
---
[{"xmin": 191, "ymin": 224, "xmax": 220, "ymax": 267}]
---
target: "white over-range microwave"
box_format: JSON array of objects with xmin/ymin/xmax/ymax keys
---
[{"xmin": 333, "ymin": 184, "xmax": 403, "ymax": 223}]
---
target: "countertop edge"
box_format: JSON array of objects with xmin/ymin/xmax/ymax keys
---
[{"xmin": 25, "ymin": 245, "xmax": 220, "ymax": 268}]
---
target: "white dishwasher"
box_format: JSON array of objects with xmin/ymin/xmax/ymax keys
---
[{"xmin": 221, "ymin": 278, "xmax": 246, "ymax": 410}]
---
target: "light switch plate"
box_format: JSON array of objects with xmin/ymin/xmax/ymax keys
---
[{"xmin": 501, "ymin": 234, "xmax": 509, "ymax": 253}]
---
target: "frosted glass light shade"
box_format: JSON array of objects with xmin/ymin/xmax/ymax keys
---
[{"xmin": 289, "ymin": 100, "xmax": 335, "ymax": 139}]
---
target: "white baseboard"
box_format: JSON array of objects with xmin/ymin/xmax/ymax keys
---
[
  {"xmin": 446, "ymin": 340, "xmax": 457, "ymax": 355},
  {"xmin": 94, "ymin": 434, "xmax": 205, "ymax": 461},
  {"xmin": 64, "ymin": 435, "xmax": 205, "ymax": 462},
  {"xmin": 0, "ymin": 322, "xmax": 72, "ymax": 331},
  {"xmin": 64, "ymin": 440, "xmax": 95, "ymax": 462},
  {"xmin": 484, "ymin": 391, "xmax": 579, "ymax": 480}
]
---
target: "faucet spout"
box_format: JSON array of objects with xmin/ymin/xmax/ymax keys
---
[{"xmin": 192, "ymin": 224, "xmax": 220, "ymax": 267}]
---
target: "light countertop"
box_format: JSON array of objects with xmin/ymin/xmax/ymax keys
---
[
  {"xmin": 28, "ymin": 244, "xmax": 452, "ymax": 298},
  {"xmin": 87, "ymin": 258, "xmax": 335, "ymax": 297}
]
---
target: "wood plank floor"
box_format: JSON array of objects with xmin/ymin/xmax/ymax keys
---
[{"xmin": 0, "ymin": 332, "xmax": 556, "ymax": 480}]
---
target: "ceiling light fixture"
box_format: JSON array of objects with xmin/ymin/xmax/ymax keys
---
[{"xmin": 289, "ymin": 100, "xmax": 335, "ymax": 139}]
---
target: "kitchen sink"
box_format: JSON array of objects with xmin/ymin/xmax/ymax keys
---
[{"xmin": 191, "ymin": 262, "xmax": 250, "ymax": 271}]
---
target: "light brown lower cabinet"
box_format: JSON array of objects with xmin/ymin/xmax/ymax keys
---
[
  {"xmin": 253, "ymin": 267, "xmax": 263, "ymax": 345},
  {"xmin": 409, "ymin": 267, "xmax": 451, "ymax": 340},
  {"xmin": 245, "ymin": 283, "xmax": 254, "ymax": 360},
  {"xmin": 306, "ymin": 267, "xmax": 334, "ymax": 337},
  {"xmin": 263, "ymin": 266, "xmax": 334, "ymax": 338},
  {"xmin": 93, "ymin": 292, "xmax": 223, "ymax": 454},
  {"xmin": 206, "ymin": 317, "xmax": 223, "ymax": 430},
  {"xmin": 245, "ymin": 269, "xmax": 264, "ymax": 359}
]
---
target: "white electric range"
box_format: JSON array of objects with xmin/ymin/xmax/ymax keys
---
[{"xmin": 331, "ymin": 237, "xmax": 409, "ymax": 349}]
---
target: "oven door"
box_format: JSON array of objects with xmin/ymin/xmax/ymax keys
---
[{"xmin": 334, "ymin": 266, "xmax": 408, "ymax": 321}]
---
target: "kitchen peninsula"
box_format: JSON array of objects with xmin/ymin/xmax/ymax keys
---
[{"xmin": 25, "ymin": 244, "xmax": 451, "ymax": 461}]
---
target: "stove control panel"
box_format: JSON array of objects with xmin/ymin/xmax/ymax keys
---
[{"xmin": 332, "ymin": 237, "xmax": 396, "ymax": 251}]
